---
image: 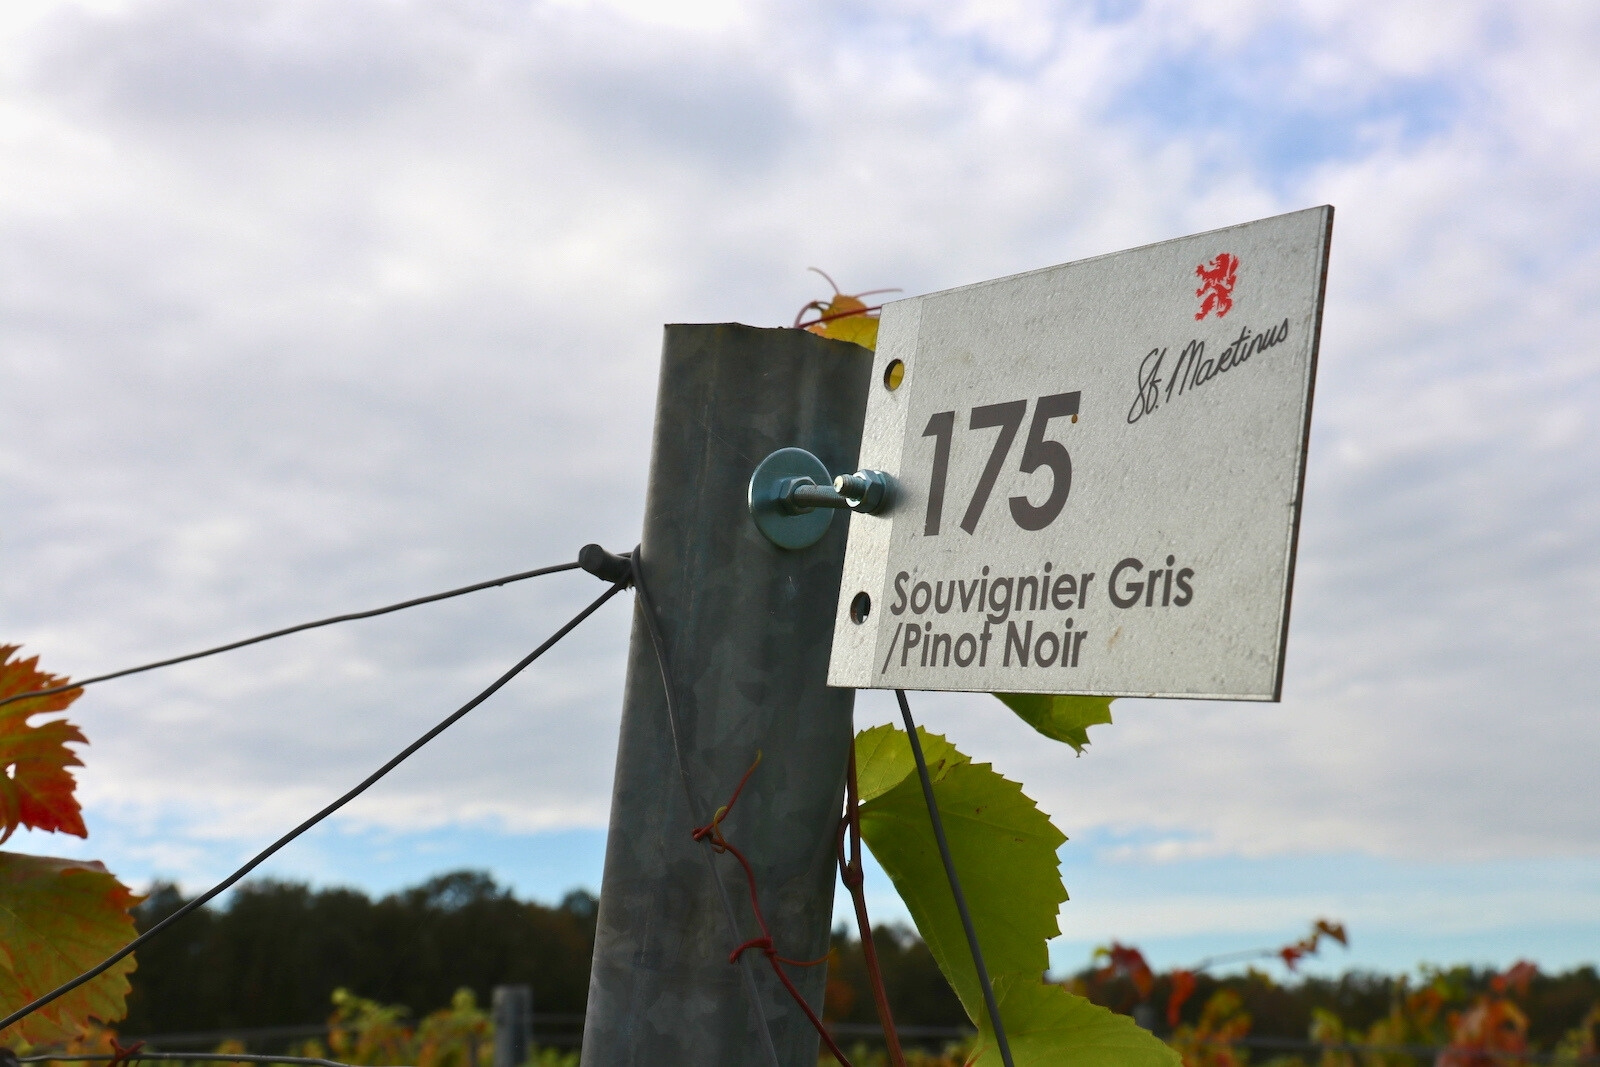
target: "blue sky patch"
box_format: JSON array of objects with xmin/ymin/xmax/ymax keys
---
[{"xmin": 1111, "ymin": 33, "xmax": 1461, "ymax": 179}]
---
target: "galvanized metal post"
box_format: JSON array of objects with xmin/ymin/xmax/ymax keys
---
[
  {"xmin": 580, "ymin": 324, "xmax": 872, "ymax": 1066},
  {"xmin": 491, "ymin": 985, "xmax": 533, "ymax": 1067}
]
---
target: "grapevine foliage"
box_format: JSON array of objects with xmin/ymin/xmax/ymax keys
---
[
  {"xmin": 853, "ymin": 724, "xmax": 1175, "ymax": 1066},
  {"xmin": 0, "ymin": 646, "xmax": 90, "ymax": 840},
  {"xmin": 975, "ymin": 975, "xmax": 1180, "ymax": 1067},
  {"xmin": 993, "ymin": 693, "xmax": 1114, "ymax": 754},
  {"xmin": 0, "ymin": 853, "xmax": 138, "ymax": 1045},
  {"xmin": 0, "ymin": 647, "xmax": 139, "ymax": 1047}
]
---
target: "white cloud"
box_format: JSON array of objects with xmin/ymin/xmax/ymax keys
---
[{"xmin": 0, "ymin": 0, "xmax": 1595, "ymax": 922}]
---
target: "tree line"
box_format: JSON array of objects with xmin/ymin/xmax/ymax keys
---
[
  {"xmin": 121, "ymin": 870, "xmax": 968, "ymax": 1038},
  {"xmin": 123, "ymin": 871, "xmax": 596, "ymax": 1035},
  {"xmin": 123, "ymin": 869, "xmax": 1599, "ymax": 1055}
]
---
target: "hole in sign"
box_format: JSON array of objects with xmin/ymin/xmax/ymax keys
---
[
  {"xmin": 882, "ymin": 360, "xmax": 905, "ymax": 391},
  {"xmin": 849, "ymin": 592, "xmax": 871, "ymax": 624}
]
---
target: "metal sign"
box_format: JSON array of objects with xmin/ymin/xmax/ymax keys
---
[{"xmin": 828, "ymin": 206, "xmax": 1333, "ymax": 700}]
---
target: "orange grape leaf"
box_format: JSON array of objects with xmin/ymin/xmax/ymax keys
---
[
  {"xmin": 1444, "ymin": 995, "xmax": 1529, "ymax": 1061},
  {"xmin": 794, "ymin": 269, "xmax": 897, "ymax": 350},
  {"xmin": 0, "ymin": 851, "xmax": 139, "ymax": 1045},
  {"xmin": 0, "ymin": 647, "xmax": 88, "ymax": 842}
]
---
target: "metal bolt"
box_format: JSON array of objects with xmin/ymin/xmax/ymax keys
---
[
  {"xmin": 749, "ymin": 448, "xmax": 893, "ymax": 550},
  {"xmin": 778, "ymin": 470, "xmax": 890, "ymax": 514},
  {"xmin": 834, "ymin": 469, "xmax": 891, "ymax": 513},
  {"xmin": 780, "ymin": 477, "xmax": 852, "ymax": 514}
]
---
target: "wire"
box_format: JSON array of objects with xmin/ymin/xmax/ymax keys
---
[
  {"xmin": 894, "ymin": 689, "xmax": 1015, "ymax": 1067},
  {"xmin": 629, "ymin": 549, "xmax": 784, "ymax": 1067},
  {"xmin": 0, "ymin": 561, "xmax": 583, "ymax": 711},
  {"xmin": 0, "ymin": 579, "xmax": 625, "ymax": 1038},
  {"xmin": 20, "ymin": 1056, "xmax": 377, "ymax": 1067}
]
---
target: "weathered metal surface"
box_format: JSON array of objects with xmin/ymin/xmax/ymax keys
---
[
  {"xmin": 581, "ymin": 324, "xmax": 872, "ymax": 1066},
  {"xmin": 830, "ymin": 207, "xmax": 1333, "ymax": 700}
]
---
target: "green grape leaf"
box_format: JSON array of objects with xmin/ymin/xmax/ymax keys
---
[
  {"xmin": 994, "ymin": 693, "xmax": 1114, "ymax": 754},
  {"xmin": 854, "ymin": 722, "xmax": 968, "ymax": 803},
  {"xmin": 0, "ymin": 852, "xmax": 139, "ymax": 1045},
  {"xmin": 854, "ymin": 725, "xmax": 1066, "ymax": 1023},
  {"xmin": 970, "ymin": 975, "xmax": 1180, "ymax": 1067}
]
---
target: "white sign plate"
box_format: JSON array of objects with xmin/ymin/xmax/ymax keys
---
[{"xmin": 828, "ymin": 206, "xmax": 1333, "ymax": 700}]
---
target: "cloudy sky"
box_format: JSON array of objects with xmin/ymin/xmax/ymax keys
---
[{"xmin": 3, "ymin": 0, "xmax": 1597, "ymax": 983}]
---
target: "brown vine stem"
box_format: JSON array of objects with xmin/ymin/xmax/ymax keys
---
[
  {"xmin": 837, "ymin": 745, "xmax": 908, "ymax": 1067},
  {"xmin": 793, "ymin": 303, "xmax": 886, "ymax": 330},
  {"xmin": 105, "ymin": 1040, "xmax": 145, "ymax": 1067},
  {"xmin": 693, "ymin": 753, "xmax": 855, "ymax": 1067}
]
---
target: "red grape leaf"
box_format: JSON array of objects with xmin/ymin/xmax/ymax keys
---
[
  {"xmin": 1167, "ymin": 969, "xmax": 1197, "ymax": 1027},
  {"xmin": 0, "ymin": 851, "xmax": 139, "ymax": 1045},
  {"xmin": 1278, "ymin": 916, "xmax": 1350, "ymax": 971},
  {"xmin": 0, "ymin": 647, "xmax": 88, "ymax": 842},
  {"xmin": 1092, "ymin": 941, "xmax": 1154, "ymax": 998}
]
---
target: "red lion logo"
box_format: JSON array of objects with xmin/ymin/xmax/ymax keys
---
[{"xmin": 1194, "ymin": 252, "xmax": 1239, "ymax": 320}]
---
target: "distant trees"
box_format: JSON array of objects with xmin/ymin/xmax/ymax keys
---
[
  {"xmin": 123, "ymin": 870, "xmax": 969, "ymax": 1039},
  {"xmin": 825, "ymin": 924, "xmax": 967, "ymax": 1031},
  {"xmin": 122, "ymin": 871, "xmax": 597, "ymax": 1035},
  {"xmin": 121, "ymin": 869, "xmax": 1600, "ymax": 1064}
]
